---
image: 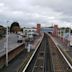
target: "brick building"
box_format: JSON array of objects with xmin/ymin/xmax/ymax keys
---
[
  {"xmin": 36, "ymin": 24, "xmax": 41, "ymax": 35},
  {"xmin": 52, "ymin": 25, "xmax": 59, "ymax": 36}
]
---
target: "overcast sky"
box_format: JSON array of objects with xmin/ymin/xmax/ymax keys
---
[{"xmin": 0, "ymin": 0, "xmax": 72, "ymax": 27}]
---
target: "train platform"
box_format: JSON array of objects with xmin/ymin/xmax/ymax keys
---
[
  {"xmin": 25, "ymin": 32, "xmax": 44, "ymax": 50},
  {"xmin": 47, "ymin": 33, "xmax": 72, "ymax": 71},
  {"xmin": 51, "ymin": 35, "xmax": 72, "ymax": 67},
  {"xmin": 0, "ymin": 33, "xmax": 43, "ymax": 57},
  {"xmin": 52, "ymin": 36, "xmax": 72, "ymax": 55},
  {"xmin": 52, "ymin": 37, "xmax": 69, "ymax": 51},
  {"xmin": 32, "ymin": 34, "xmax": 43, "ymax": 49},
  {"xmin": 0, "ymin": 33, "xmax": 44, "ymax": 72}
]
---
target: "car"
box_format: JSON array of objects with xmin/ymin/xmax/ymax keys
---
[{"xmin": 17, "ymin": 35, "xmax": 23, "ymax": 43}]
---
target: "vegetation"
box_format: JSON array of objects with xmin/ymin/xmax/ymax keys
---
[
  {"xmin": 10, "ymin": 22, "xmax": 20, "ymax": 33},
  {"xmin": 0, "ymin": 25, "xmax": 6, "ymax": 39},
  {"xmin": 60, "ymin": 27, "xmax": 71, "ymax": 33}
]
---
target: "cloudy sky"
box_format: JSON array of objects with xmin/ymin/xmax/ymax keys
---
[{"xmin": 0, "ymin": 0, "xmax": 72, "ymax": 27}]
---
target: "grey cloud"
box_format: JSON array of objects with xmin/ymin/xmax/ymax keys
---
[
  {"xmin": 32, "ymin": 0, "xmax": 72, "ymax": 22},
  {"xmin": 0, "ymin": 0, "xmax": 72, "ymax": 27}
]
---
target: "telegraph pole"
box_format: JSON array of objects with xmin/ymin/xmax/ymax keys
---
[
  {"xmin": 63, "ymin": 28, "xmax": 65, "ymax": 42},
  {"xmin": 5, "ymin": 27, "xmax": 9, "ymax": 66}
]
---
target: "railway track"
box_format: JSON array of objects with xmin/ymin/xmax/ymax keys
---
[
  {"xmin": 48, "ymin": 34, "xmax": 72, "ymax": 72},
  {"xmin": 22, "ymin": 33, "xmax": 72, "ymax": 72},
  {"xmin": 23, "ymin": 33, "xmax": 53, "ymax": 72}
]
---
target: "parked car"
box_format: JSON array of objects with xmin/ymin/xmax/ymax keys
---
[{"xmin": 17, "ymin": 35, "xmax": 23, "ymax": 43}]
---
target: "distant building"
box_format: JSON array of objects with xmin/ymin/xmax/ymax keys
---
[
  {"xmin": 23, "ymin": 27, "xmax": 37, "ymax": 39},
  {"xmin": 58, "ymin": 28, "xmax": 65, "ymax": 37},
  {"xmin": 36, "ymin": 24, "xmax": 41, "ymax": 35},
  {"xmin": 41, "ymin": 27, "xmax": 53, "ymax": 33}
]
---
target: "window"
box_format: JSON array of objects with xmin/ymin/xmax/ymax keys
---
[{"xmin": 29, "ymin": 30, "xmax": 31, "ymax": 32}]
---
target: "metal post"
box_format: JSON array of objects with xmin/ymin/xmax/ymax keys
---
[
  {"xmin": 60, "ymin": 29, "xmax": 61, "ymax": 38},
  {"xmin": 69, "ymin": 28, "xmax": 71, "ymax": 40},
  {"xmin": 27, "ymin": 43, "xmax": 31, "ymax": 52},
  {"xmin": 68, "ymin": 25, "xmax": 71, "ymax": 45},
  {"xmin": 63, "ymin": 28, "xmax": 65, "ymax": 42},
  {"xmin": 6, "ymin": 27, "xmax": 8, "ymax": 66}
]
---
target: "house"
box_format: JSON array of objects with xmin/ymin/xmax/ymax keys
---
[{"xmin": 23, "ymin": 27, "xmax": 37, "ymax": 39}]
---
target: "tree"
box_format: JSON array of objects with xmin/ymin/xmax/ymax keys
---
[
  {"xmin": 21, "ymin": 28, "xmax": 23, "ymax": 32},
  {"xmin": 65, "ymin": 27, "xmax": 70, "ymax": 33},
  {"xmin": 10, "ymin": 22, "xmax": 20, "ymax": 33},
  {"xmin": 0, "ymin": 25, "xmax": 6, "ymax": 36}
]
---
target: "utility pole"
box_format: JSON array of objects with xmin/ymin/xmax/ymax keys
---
[
  {"xmin": 59, "ymin": 29, "xmax": 62, "ymax": 38},
  {"xmin": 63, "ymin": 28, "xmax": 65, "ymax": 42},
  {"xmin": 69, "ymin": 27, "xmax": 71, "ymax": 40},
  {"xmin": 67, "ymin": 24, "xmax": 71, "ymax": 47},
  {"xmin": 5, "ymin": 27, "xmax": 9, "ymax": 66}
]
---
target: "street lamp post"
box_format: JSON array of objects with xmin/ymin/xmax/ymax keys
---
[
  {"xmin": 59, "ymin": 29, "xmax": 62, "ymax": 39},
  {"xmin": 68, "ymin": 24, "xmax": 72, "ymax": 47},
  {"xmin": 5, "ymin": 27, "xmax": 9, "ymax": 66},
  {"xmin": 69, "ymin": 28, "xmax": 71, "ymax": 39},
  {"xmin": 63, "ymin": 28, "xmax": 65, "ymax": 42}
]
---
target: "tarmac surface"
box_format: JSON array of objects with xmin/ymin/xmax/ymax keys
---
[
  {"xmin": 0, "ymin": 33, "xmax": 24, "ymax": 57},
  {"xmin": 0, "ymin": 33, "xmax": 43, "ymax": 72}
]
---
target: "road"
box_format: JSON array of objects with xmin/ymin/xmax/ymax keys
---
[{"xmin": 0, "ymin": 33, "xmax": 23, "ymax": 57}]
